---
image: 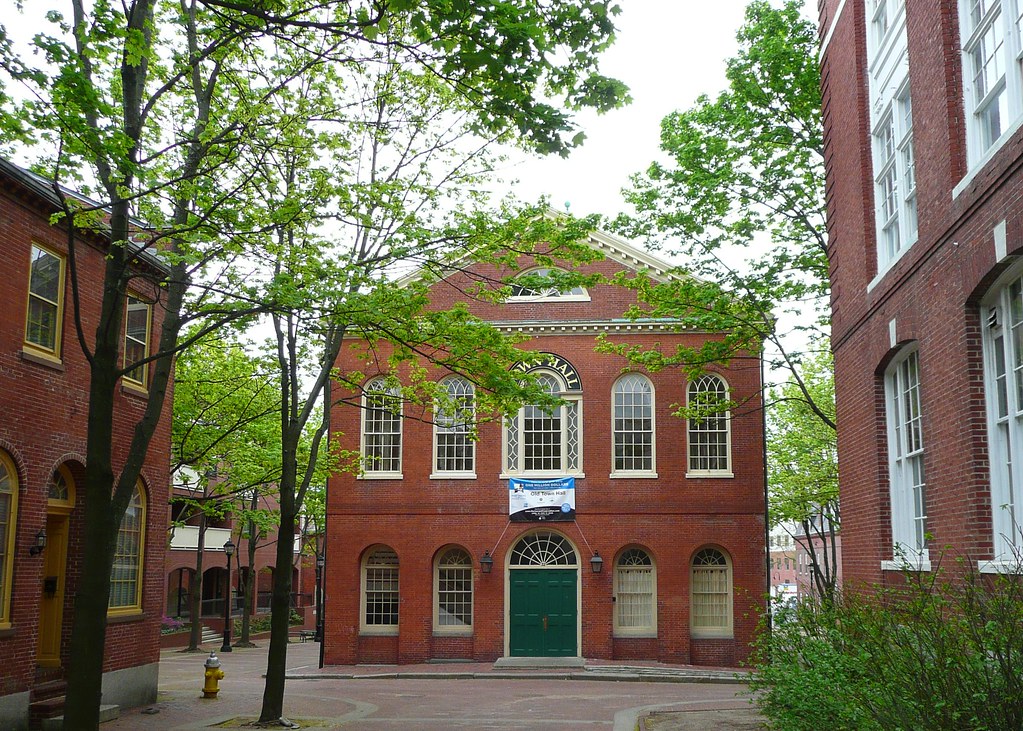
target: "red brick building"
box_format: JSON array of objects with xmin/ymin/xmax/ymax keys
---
[
  {"xmin": 0, "ymin": 159, "xmax": 170, "ymax": 728},
  {"xmin": 820, "ymin": 0, "xmax": 1023, "ymax": 585},
  {"xmin": 323, "ymin": 231, "xmax": 767, "ymax": 667}
]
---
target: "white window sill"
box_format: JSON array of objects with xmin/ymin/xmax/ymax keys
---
[
  {"xmin": 612, "ymin": 630, "xmax": 657, "ymax": 639},
  {"xmin": 359, "ymin": 627, "xmax": 398, "ymax": 636},
  {"xmin": 432, "ymin": 628, "xmax": 473, "ymax": 637},
  {"xmin": 685, "ymin": 471, "xmax": 734, "ymax": 479},
  {"xmin": 430, "ymin": 472, "xmax": 477, "ymax": 480},
  {"xmin": 691, "ymin": 630, "xmax": 734, "ymax": 640},
  {"xmin": 867, "ymin": 241, "xmax": 913, "ymax": 293},
  {"xmin": 358, "ymin": 472, "xmax": 403, "ymax": 480},
  {"xmin": 610, "ymin": 471, "xmax": 658, "ymax": 479},
  {"xmin": 881, "ymin": 556, "xmax": 931, "ymax": 572},
  {"xmin": 977, "ymin": 560, "xmax": 1023, "ymax": 575}
]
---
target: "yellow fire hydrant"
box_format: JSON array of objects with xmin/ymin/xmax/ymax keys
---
[{"xmin": 202, "ymin": 651, "xmax": 224, "ymax": 699}]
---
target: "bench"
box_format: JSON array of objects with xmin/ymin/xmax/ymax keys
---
[{"xmin": 291, "ymin": 629, "xmax": 317, "ymax": 643}]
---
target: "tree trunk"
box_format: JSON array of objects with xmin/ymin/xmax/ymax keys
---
[
  {"xmin": 258, "ymin": 438, "xmax": 298, "ymax": 722},
  {"xmin": 187, "ymin": 512, "xmax": 208, "ymax": 651}
]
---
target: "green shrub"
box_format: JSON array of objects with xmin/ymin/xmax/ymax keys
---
[{"xmin": 749, "ymin": 557, "xmax": 1023, "ymax": 731}]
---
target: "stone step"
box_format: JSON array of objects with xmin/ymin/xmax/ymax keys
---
[{"xmin": 41, "ymin": 704, "xmax": 119, "ymax": 730}]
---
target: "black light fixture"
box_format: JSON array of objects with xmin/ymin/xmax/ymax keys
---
[
  {"xmin": 29, "ymin": 529, "xmax": 47, "ymax": 557},
  {"xmin": 221, "ymin": 539, "xmax": 235, "ymax": 653},
  {"xmin": 480, "ymin": 550, "xmax": 494, "ymax": 574},
  {"xmin": 590, "ymin": 552, "xmax": 603, "ymax": 574}
]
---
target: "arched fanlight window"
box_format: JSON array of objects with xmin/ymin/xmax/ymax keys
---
[
  {"xmin": 510, "ymin": 532, "xmax": 577, "ymax": 566},
  {"xmin": 509, "ymin": 268, "xmax": 589, "ymax": 301}
]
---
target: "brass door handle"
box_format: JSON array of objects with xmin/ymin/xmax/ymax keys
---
[{"xmin": 543, "ymin": 615, "xmax": 548, "ymax": 631}]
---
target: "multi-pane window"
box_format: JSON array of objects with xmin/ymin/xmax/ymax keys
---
[
  {"xmin": 0, "ymin": 453, "xmax": 17, "ymax": 628},
  {"xmin": 982, "ymin": 274, "xmax": 1023, "ymax": 560},
  {"xmin": 124, "ymin": 295, "xmax": 151, "ymax": 386},
  {"xmin": 885, "ymin": 349, "xmax": 928, "ymax": 562},
  {"xmin": 434, "ymin": 377, "xmax": 475, "ymax": 475},
  {"xmin": 613, "ymin": 375, "xmax": 654, "ymax": 474},
  {"xmin": 960, "ymin": 0, "xmax": 1023, "ymax": 165},
  {"xmin": 691, "ymin": 548, "xmax": 732, "ymax": 638},
  {"xmin": 687, "ymin": 374, "xmax": 730, "ymax": 474},
  {"xmin": 435, "ymin": 548, "xmax": 472, "ymax": 632},
  {"xmin": 109, "ymin": 484, "xmax": 144, "ymax": 612},
  {"xmin": 362, "ymin": 547, "xmax": 399, "ymax": 630},
  {"xmin": 614, "ymin": 548, "xmax": 655, "ymax": 635},
  {"xmin": 362, "ymin": 377, "xmax": 402, "ymax": 476},
  {"xmin": 25, "ymin": 244, "xmax": 65, "ymax": 355},
  {"xmin": 509, "ymin": 267, "xmax": 588, "ymax": 300},
  {"xmin": 504, "ymin": 370, "xmax": 581, "ymax": 475},
  {"xmin": 867, "ymin": 0, "xmax": 916, "ymax": 268}
]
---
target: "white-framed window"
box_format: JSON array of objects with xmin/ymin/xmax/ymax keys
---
[
  {"xmin": 361, "ymin": 546, "xmax": 398, "ymax": 634},
  {"xmin": 959, "ymin": 0, "xmax": 1023, "ymax": 167},
  {"xmin": 612, "ymin": 374, "xmax": 655, "ymax": 475},
  {"xmin": 503, "ymin": 369, "xmax": 582, "ymax": 476},
  {"xmin": 867, "ymin": 0, "xmax": 916, "ymax": 270},
  {"xmin": 982, "ymin": 272, "xmax": 1023, "ymax": 563},
  {"xmin": 687, "ymin": 374, "xmax": 731, "ymax": 476},
  {"xmin": 614, "ymin": 548, "xmax": 656, "ymax": 637},
  {"xmin": 690, "ymin": 547, "xmax": 733, "ymax": 639},
  {"xmin": 884, "ymin": 348, "xmax": 929, "ymax": 566},
  {"xmin": 434, "ymin": 547, "xmax": 473, "ymax": 633},
  {"xmin": 361, "ymin": 377, "xmax": 402, "ymax": 477},
  {"xmin": 109, "ymin": 482, "xmax": 146, "ymax": 614},
  {"xmin": 433, "ymin": 377, "xmax": 475, "ymax": 477},
  {"xmin": 508, "ymin": 267, "xmax": 589, "ymax": 302}
]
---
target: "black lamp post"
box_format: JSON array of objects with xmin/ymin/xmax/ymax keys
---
[
  {"xmin": 221, "ymin": 539, "xmax": 235, "ymax": 653},
  {"xmin": 315, "ymin": 552, "xmax": 325, "ymax": 642}
]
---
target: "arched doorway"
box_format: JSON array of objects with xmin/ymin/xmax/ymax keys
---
[
  {"xmin": 506, "ymin": 531, "xmax": 578, "ymax": 657},
  {"xmin": 38, "ymin": 465, "xmax": 76, "ymax": 667}
]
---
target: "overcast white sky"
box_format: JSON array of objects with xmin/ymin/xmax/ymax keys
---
[{"xmin": 501, "ymin": 1, "xmax": 750, "ymax": 220}]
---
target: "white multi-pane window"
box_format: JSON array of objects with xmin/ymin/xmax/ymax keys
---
[
  {"xmin": 434, "ymin": 548, "xmax": 472, "ymax": 632},
  {"xmin": 885, "ymin": 349, "xmax": 928, "ymax": 565},
  {"xmin": 612, "ymin": 374, "xmax": 655, "ymax": 475},
  {"xmin": 434, "ymin": 377, "xmax": 475, "ymax": 476},
  {"xmin": 687, "ymin": 374, "xmax": 731, "ymax": 475},
  {"xmin": 504, "ymin": 370, "xmax": 581, "ymax": 475},
  {"xmin": 614, "ymin": 548, "xmax": 656, "ymax": 636},
  {"xmin": 24, "ymin": 244, "xmax": 65, "ymax": 356},
  {"xmin": 509, "ymin": 267, "xmax": 589, "ymax": 301},
  {"xmin": 982, "ymin": 273, "xmax": 1023, "ymax": 563},
  {"xmin": 690, "ymin": 548, "xmax": 732, "ymax": 638},
  {"xmin": 867, "ymin": 0, "xmax": 917, "ymax": 269},
  {"xmin": 109, "ymin": 484, "xmax": 145, "ymax": 613},
  {"xmin": 959, "ymin": 0, "xmax": 1023, "ymax": 166},
  {"xmin": 362, "ymin": 547, "xmax": 399, "ymax": 632},
  {"xmin": 362, "ymin": 377, "xmax": 402, "ymax": 476}
]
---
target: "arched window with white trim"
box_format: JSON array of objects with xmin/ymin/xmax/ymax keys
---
[
  {"xmin": 504, "ymin": 370, "xmax": 581, "ymax": 475},
  {"xmin": 362, "ymin": 377, "xmax": 402, "ymax": 477},
  {"xmin": 433, "ymin": 377, "xmax": 475, "ymax": 476},
  {"xmin": 614, "ymin": 548, "xmax": 656, "ymax": 636},
  {"xmin": 434, "ymin": 547, "xmax": 472, "ymax": 633},
  {"xmin": 612, "ymin": 374, "xmax": 655, "ymax": 475},
  {"xmin": 361, "ymin": 546, "xmax": 399, "ymax": 633},
  {"xmin": 687, "ymin": 374, "xmax": 731, "ymax": 475},
  {"xmin": 690, "ymin": 547, "xmax": 732, "ymax": 638},
  {"xmin": 509, "ymin": 267, "xmax": 589, "ymax": 301}
]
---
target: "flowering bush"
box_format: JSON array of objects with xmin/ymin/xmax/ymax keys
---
[{"xmin": 160, "ymin": 616, "xmax": 187, "ymax": 635}]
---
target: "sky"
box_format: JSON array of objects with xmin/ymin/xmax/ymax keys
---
[{"xmin": 500, "ymin": 1, "xmax": 750, "ymax": 221}]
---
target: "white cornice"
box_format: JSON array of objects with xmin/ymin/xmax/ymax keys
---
[{"xmin": 491, "ymin": 319, "xmax": 694, "ymax": 336}]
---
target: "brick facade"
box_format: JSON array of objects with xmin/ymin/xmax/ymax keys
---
[
  {"xmin": 323, "ymin": 232, "xmax": 767, "ymax": 667},
  {"xmin": 0, "ymin": 160, "xmax": 170, "ymax": 728},
  {"xmin": 820, "ymin": 0, "xmax": 1023, "ymax": 586}
]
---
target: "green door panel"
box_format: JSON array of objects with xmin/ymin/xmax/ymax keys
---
[{"xmin": 509, "ymin": 569, "xmax": 577, "ymax": 657}]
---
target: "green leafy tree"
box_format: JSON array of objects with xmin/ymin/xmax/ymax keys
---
[
  {"xmin": 0, "ymin": 2, "xmax": 627, "ymax": 726},
  {"xmin": 768, "ymin": 346, "xmax": 838, "ymax": 601},
  {"xmin": 606, "ymin": 0, "xmax": 829, "ymax": 423}
]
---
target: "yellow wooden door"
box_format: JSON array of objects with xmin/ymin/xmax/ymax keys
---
[{"xmin": 37, "ymin": 515, "xmax": 68, "ymax": 667}]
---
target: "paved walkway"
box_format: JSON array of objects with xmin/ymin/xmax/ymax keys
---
[{"xmin": 100, "ymin": 642, "xmax": 765, "ymax": 730}]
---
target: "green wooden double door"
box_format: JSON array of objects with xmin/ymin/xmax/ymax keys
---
[{"xmin": 509, "ymin": 569, "xmax": 577, "ymax": 657}]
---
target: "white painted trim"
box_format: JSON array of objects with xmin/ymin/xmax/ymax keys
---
[{"xmin": 818, "ymin": 0, "xmax": 849, "ymax": 59}]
